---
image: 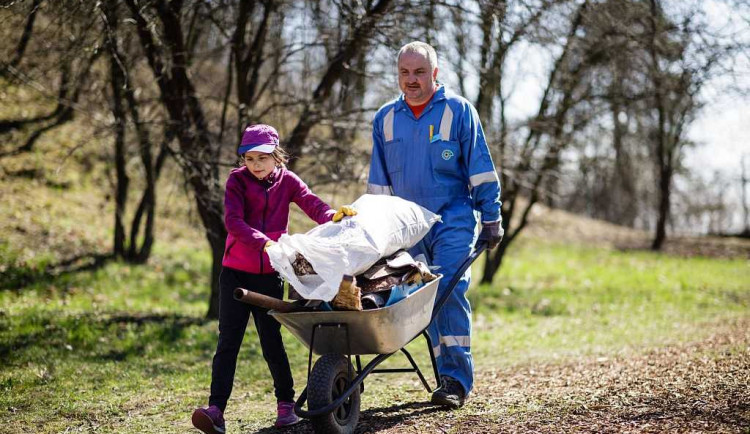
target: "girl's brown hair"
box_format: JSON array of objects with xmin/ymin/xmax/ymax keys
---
[
  {"xmin": 239, "ymin": 146, "xmax": 290, "ymax": 168},
  {"xmin": 270, "ymin": 146, "xmax": 290, "ymax": 167}
]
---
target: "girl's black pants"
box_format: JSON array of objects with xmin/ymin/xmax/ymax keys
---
[{"xmin": 209, "ymin": 267, "xmax": 294, "ymax": 411}]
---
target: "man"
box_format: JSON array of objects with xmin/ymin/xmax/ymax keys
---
[{"xmin": 367, "ymin": 41, "xmax": 503, "ymax": 408}]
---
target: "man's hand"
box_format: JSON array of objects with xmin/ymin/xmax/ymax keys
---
[
  {"xmin": 479, "ymin": 221, "xmax": 504, "ymax": 249},
  {"xmin": 332, "ymin": 205, "xmax": 357, "ymax": 222},
  {"xmin": 264, "ymin": 240, "xmax": 275, "ymax": 252}
]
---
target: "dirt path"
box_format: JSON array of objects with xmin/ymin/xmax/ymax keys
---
[{"xmin": 274, "ymin": 318, "xmax": 749, "ymax": 433}]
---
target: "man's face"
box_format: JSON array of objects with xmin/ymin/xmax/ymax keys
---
[{"xmin": 398, "ymin": 51, "xmax": 437, "ymax": 105}]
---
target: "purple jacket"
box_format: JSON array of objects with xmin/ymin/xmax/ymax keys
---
[{"xmin": 222, "ymin": 166, "xmax": 335, "ymax": 274}]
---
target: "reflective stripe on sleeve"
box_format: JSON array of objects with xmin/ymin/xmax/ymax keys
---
[
  {"xmin": 383, "ymin": 108, "xmax": 395, "ymax": 142},
  {"xmin": 439, "ymin": 104, "xmax": 453, "ymax": 141},
  {"xmin": 432, "ymin": 345, "xmax": 441, "ymax": 358},
  {"xmin": 366, "ymin": 183, "xmax": 393, "ymax": 195},
  {"xmin": 469, "ymin": 171, "xmax": 499, "ymax": 188}
]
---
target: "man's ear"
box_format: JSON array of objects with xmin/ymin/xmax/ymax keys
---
[{"xmin": 432, "ymin": 67, "xmax": 438, "ymax": 82}]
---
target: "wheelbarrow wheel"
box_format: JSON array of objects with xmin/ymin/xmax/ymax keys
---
[{"xmin": 308, "ymin": 353, "xmax": 361, "ymax": 434}]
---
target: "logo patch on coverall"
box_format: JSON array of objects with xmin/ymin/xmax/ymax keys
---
[{"xmin": 442, "ymin": 149, "xmax": 454, "ymax": 161}]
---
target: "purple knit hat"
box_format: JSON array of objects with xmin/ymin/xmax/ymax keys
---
[{"xmin": 238, "ymin": 124, "xmax": 279, "ymax": 155}]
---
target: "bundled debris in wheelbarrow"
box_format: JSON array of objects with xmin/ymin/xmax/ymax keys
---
[
  {"xmin": 287, "ymin": 249, "xmax": 437, "ymax": 311},
  {"xmin": 329, "ymin": 250, "xmax": 437, "ymax": 311},
  {"xmin": 266, "ymin": 194, "xmax": 441, "ymax": 303}
]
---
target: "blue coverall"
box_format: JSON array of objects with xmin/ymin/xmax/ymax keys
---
[{"xmin": 367, "ymin": 85, "xmax": 502, "ymax": 394}]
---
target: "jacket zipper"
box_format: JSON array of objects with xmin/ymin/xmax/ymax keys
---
[{"xmin": 260, "ymin": 187, "xmax": 269, "ymax": 273}]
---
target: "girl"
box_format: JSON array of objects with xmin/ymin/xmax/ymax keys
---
[{"xmin": 192, "ymin": 124, "xmax": 355, "ymax": 433}]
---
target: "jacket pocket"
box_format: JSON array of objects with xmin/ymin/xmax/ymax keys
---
[
  {"xmin": 223, "ymin": 240, "xmax": 262, "ymax": 274},
  {"xmin": 224, "ymin": 238, "xmax": 237, "ymax": 257},
  {"xmin": 431, "ymin": 140, "xmax": 461, "ymax": 174},
  {"xmin": 383, "ymin": 138, "xmax": 404, "ymax": 174}
]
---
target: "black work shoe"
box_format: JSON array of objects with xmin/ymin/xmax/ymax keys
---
[{"xmin": 431, "ymin": 375, "xmax": 467, "ymax": 408}]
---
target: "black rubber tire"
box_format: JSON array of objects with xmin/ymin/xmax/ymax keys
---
[{"xmin": 308, "ymin": 353, "xmax": 361, "ymax": 434}]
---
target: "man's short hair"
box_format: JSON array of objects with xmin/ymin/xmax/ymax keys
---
[{"xmin": 397, "ymin": 41, "xmax": 438, "ymax": 71}]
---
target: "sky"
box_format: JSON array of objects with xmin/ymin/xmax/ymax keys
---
[
  {"xmin": 497, "ymin": 44, "xmax": 750, "ymax": 178},
  {"xmin": 685, "ymin": 0, "xmax": 750, "ymax": 180},
  {"xmin": 687, "ymin": 90, "xmax": 750, "ymax": 178}
]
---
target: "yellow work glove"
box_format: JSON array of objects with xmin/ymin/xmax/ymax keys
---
[
  {"xmin": 332, "ymin": 205, "xmax": 357, "ymax": 222},
  {"xmin": 263, "ymin": 240, "xmax": 275, "ymax": 252}
]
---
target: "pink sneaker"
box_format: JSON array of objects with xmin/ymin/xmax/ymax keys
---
[
  {"xmin": 275, "ymin": 401, "xmax": 300, "ymax": 427},
  {"xmin": 192, "ymin": 405, "xmax": 225, "ymax": 434}
]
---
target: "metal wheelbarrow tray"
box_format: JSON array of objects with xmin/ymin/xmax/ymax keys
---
[{"xmin": 269, "ymin": 276, "xmax": 441, "ymax": 355}]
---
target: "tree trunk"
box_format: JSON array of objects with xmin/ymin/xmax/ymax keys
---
[
  {"xmin": 479, "ymin": 1, "xmax": 588, "ymax": 284},
  {"xmin": 103, "ymin": 0, "xmax": 164, "ymax": 264},
  {"xmin": 648, "ymin": 0, "xmax": 669, "ymax": 251},
  {"xmin": 105, "ymin": 1, "xmax": 129, "ymax": 258},
  {"xmin": 285, "ymin": 0, "xmax": 391, "ymax": 166},
  {"xmin": 125, "ymin": 0, "xmax": 227, "ymax": 318},
  {"xmin": 206, "ymin": 233, "xmax": 225, "ymax": 319},
  {"xmin": 1, "ymin": 0, "xmax": 41, "ymax": 77},
  {"xmin": 481, "ymin": 236, "xmax": 508, "ymax": 284},
  {"xmin": 651, "ymin": 164, "xmax": 671, "ymax": 249},
  {"xmin": 122, "ymin": 62, "xmax": 158, "ymax": 263},
  {"xmin": 742, "ymin": 155, "xmax": 750, "ymax": 234}
]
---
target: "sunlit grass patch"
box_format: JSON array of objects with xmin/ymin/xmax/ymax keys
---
[{"xmin": 470, "ymin": 241, "xmax": 749, "ymax": 366}]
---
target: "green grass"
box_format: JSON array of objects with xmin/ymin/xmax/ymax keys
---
[
  {"xmin": 470, "ymin": 239, "xmax": 749, "ymax": 365},
  {"xmin": 1, "ymin": 236, "xmax": 747, "ymax": 433}
]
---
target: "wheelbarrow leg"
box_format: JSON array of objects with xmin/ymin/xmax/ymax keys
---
[
  {"xmin": 422, "ymin": 330, "xmax": 441, "ymax": 390},
  {"xmin": 399, "ymin": 347, "xmax": 433, "ymax": 393},
  {"xmin": 355, "ymin": 355, "xmax": 365, "ymax": 393}
]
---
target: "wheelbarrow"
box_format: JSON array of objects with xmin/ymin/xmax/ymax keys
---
[{"xmin": 235, "ymin": 241, "xmax": 487, "ymax": 433}]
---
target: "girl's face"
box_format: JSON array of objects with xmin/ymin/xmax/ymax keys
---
[{"xmin": 243, "ymin": 151, "xmax": 276, "ymax": 179}]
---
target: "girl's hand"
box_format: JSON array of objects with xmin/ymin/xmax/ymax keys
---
[
  {"xmin": 332, "ymin": 205, "xmax": 357, "ymax": 222},
  {"xmin": 264, "ymin": 240, "xmax": 276, "ymax": 251}
]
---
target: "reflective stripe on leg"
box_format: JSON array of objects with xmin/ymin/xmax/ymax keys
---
[{"xmin": 439, "ymin": 335, "xmax": 470, "ymax": 348}]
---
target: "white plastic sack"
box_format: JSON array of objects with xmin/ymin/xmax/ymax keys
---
[{"xmin": 267, "ymin": 194, "xmax": 441, "ymax": 301}]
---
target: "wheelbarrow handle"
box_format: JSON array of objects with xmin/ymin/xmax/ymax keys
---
[
  {"xmin": 233, "ymin": 288, "xmax": 297, "ymax": 313},
  {"xmin": 431, "ymin": 240, "xmax": 488, "ymax": 320}
]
